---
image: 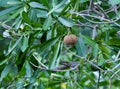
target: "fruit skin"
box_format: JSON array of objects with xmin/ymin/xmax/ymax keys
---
[{"xmin": 64, "ymin": 34, "xmax": 78, "ymax": 45}]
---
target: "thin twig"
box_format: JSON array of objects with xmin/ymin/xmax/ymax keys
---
[
  {"xmin": 115, "ymin": 50, "xmax": 120, "ymax": 61},
  {"xmin": 94, "ymin": 4, "xmax": 109, "ymax": 19},
  {"xmin": 72, "ymin": 12, "xmax": 120, "ymax": 27},
  {"xmin": 111, "ymin": 69, "xmax": 120, "ymax": 78},
  {"xmin": 88, "ymin": 0, "xmax": 93, "ymax": 14},
  {"xmin": 30, "ymin": 61, "xmax": 80, "ymax": 72},
  {"xmin": 92, "ymin": 25, "xmax": 98, "ymax": 39},
  {"xmin": 111, "ymin": 63, "xmax": 120, "ymax": 71},
  {"xmin": 109, "ymin": 78, "xmax": 112, "ymax": 89},
  {"xmin": 97, "ymin": 70, "xmax": 101, "ymax": 89},
  {"xmin": 64, "ymin": 46, "xmax": 105, "ymax": 72}
]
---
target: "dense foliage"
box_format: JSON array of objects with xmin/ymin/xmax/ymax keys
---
[{"xmin": 0, "ymin": 0, "xmax": 120, "ymax": 89}]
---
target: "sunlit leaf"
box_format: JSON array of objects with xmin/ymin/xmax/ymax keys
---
[
  {"xmin": 22, "ymin": 11, "xmax": 31, "ymax": 25},
  {"xmin": 58, "ymin": 17, "xmax": 74, "ymax": 27},
  {"xmin": 108, "ymin": 38, "xmax": 120, "ymax": 46},
  {"xmin": 75, "ymin": 36, "xmax": 86, "ymax": 57},
  {"xmin": 41, "ymin": 0, "xmax": 49, "ymax": 8},
  {"xmin": 37, "ymin": 10, "xmax": 47, "ymax": 18},
  {"xmin": 98, "ymin": 54, "xmax": 105, "ymax": 66},
  {"xmin": 25, "ymin": 61, "xmax": 32, "ymax": 77},
  {"xmin": 50, "ymin": 41, "xmax": 61, "ymax": 69},
  {"xmin": 7, "ymin": 36, "xmax": 23, "ymax": 55},
  {"xmin": 99, "ymin": 44, "xmax": 111, "ymax": 55},
  {"xmin": 0, "ymin": 0, "xmax": 21, "ymax": 7},
  {"xmin": 43, "ymin": 16, "xmax": 54, "ymax": 30},
  {"xmin": 93, "ymin": 44, "xmax": 99, "ymax": 58},
  {"xmin": 31, "ymin": 37, "xmax": 59, "ymax": 54},
  {"xmin": 82, "ymin": 35, "xmax": 96, "ymax": 47},
  {"xmin": 21, "ymin": 36, "xmax": 29, "ymax": 52},
  {"xmin": 0, "ymin": 5, "xmax": 21, "ymax": 16},
  {"xmin": 29, "ymin": 2, "xmax": 47, "ymax": 9},
  {"xmin": 47, "ymin": 0, "xmax": 66, "ymax": 15},
  {"xmin": 109, "ymin": 0, "xmax": 120, "ymax": 5},
  {"xmin": 0, "ymin": 63, "xmax": 12, "ymax": 82},
  {"xmin": 80, "ymin": 0, "xmax": 89, "ymax": 3}
]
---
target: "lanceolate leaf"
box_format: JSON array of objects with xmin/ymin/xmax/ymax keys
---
[
  {"xmin": 98, "ymin": 54, "xmax": 105, "ymax": 66},
  {"xmin": 109, "ymin": 0, "xmax": 120, "ymax": 5},
  {"xmin": 93, "ymin": 44, "xmax": 99, "ymax": 58},
  {"xmin": 43, "ymin": 16, "xmax": 54, "ymax": 30},
  {"xmin": 25, "ymin": 60, "xmax": 32, "ymax": 78},
  {"xmin": 58, "ymin": 17, "xmax": 74, "ymax": 27},
  {"xmin": 31, "ymin": 37, "xmax": 59, "ymax": 54},
  {"xmin": 0, "ymin": 63, "xmax": 12, "ymax": 82},
  {"xmin": 99, "ymin": 44, "xmax": 111, "ymax": 55},
  {"xmin": 75, "ymin": 36, "xmax": 86, "ymax": 57},
  {"xmin": 29, "ymin": 2, "xmax": 47, "ymax": 9},
  {"xmin": 7, "ymin": 36, "xmax": 23, "ymax": 55},
  {"xmin": 58, "ymin": 1, "xmax": 72, "ymax": 17},
  {"xmin": 80, "ymin": 0, "xmax": 89, "ymax": 3},
  {"xmin": 0, "ymin": 5, "xmax": 21, "ymax": 16},
  {"xmin": 41, "ymin": 0, "xmax": 49, "ymax": 8},
  {"xmin": 47, "ymin": 0, "xmax": 66, "ymax": 16},
  {"xmin": 50, "ymin": 41, "xmax": 61, "ymax": 69},
  {"xmin": 37, "ymin": 10, "xmax": 47, "ymax": 18},
  {"xmin": 108, "ymin": 38, "xmax": 120, "ymax": 46},
  {"xmin": 82, "ymin": 71, "xmax": 96, "ymax": 85},
  {"xmin": 0, "ymin": 0, "xmax": 21, "ymax": 7},
  {"xmin": 22, "ymin": 11, "xmax": 31, "ymax": 25},
  {"xmin": 21, "ymin": 36, "xmax": 29, "ymax": 52},
  {"xmin": 82, "ymin": 35, "xmax": 96, "ymax": 47}
]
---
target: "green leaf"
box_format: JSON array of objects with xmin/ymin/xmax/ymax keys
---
[
  {"xmin": 37, "ymin": 10, "xmax": 47, "ymax": 18},
  {"xmin": 0, "ymin": 0, "xmax": 21, "ymax": 7},
  {"xmin": 43, "ymin": 16, "xmax": 54, "ymax": 30},
  {"xmin": 102, "ymin": 52, "xmax": 110, "ymax": 59},
  {"xmin": 7, "ymin": 36, "xmax": 23, "ymax": 55},
  {"xmin": 21, "ymin": 36, "xmax": 29, "ymax": 52},
  {"xmin": 50, "ymin": 41, "xmax": 61, "ymax": 69},
  {"xmin": 108, "ymin": 38, "xmax": 120, "ymax": 46},
  {"xmin": 82, "ymin": 35, "xmax": 96, "ymax": 47},
  {"xmin": 98, "ymin": 54, "xmax": 105, "ymax": 66},
  {"xmin": 93, "ymin": 44, "xmax": 99, "ymax": 58},
  {"xmin": 99, "ymin": 44, "xmax": 111, "ymax": 55},
  {"xmin": 47, "ymin": 0, "xmax": 66, "ymax": 16},
  {"xmin": 11, "ymin": 64, "xmax": 18, "ymax": 76},
  {"xmin": 29, "ymin": 9, "xmax": 38, "ymax": 22},
  {"xmin": 0, "ymin": 5, "xmax": 21, "ymax": 16},
  {"xmin": 32, "ymin": 52, "xmax": 42, "ymax": 64},
  {"xmin": 32, "ymin": 52, "xmax": 48, "ymax": 69},
  {"xmin": 109, "ymin": 0, "xmax": 120, "ymax": 5},
  {"xmin": 83, "ymin": 71, "xmax": 96, "ymax": 85},
  {"xmin": 80, "ymin": 0, "xmax": 89, "ymax": 3},
  {"xmin": 13, "ymin": 16, "xmax": 22, "ymax": 29},
  {"xmin": 41, "ymin": 0, "xmax": 49, "ymax": 8},
  {"xmin": 22, "ymin": 11, "xmax": 31, "ymax": 25},
  {"xmin": 38, "ymin": 81, "xmax": 45, "ymax": 89},
  {"xmin": 25, "ymin": 61, "xmax": 32, "ymax": 77},
  {"xmin": 58, "ymin": 1, "xmax": 71, "ymax": 17},
  {"xmin": 75, "ymin": 36, "xmax": 86, "ymax": 57},
  {"xmin": 58, "ymin": 17, "xmax": 74, "ymax": 27},
  {"xmin": 29, "ymin": 2, "xmax": 47, "ymax": 9},
  {"xmin": 0, "ymin": 35, "xmax": 4, "ymax": 40},
  {"xmin": 0, "ymin": 63, "xmax": 12, "ymax": 82},
  {"xmin": 0, "ymin": 59, "xmax": 8, "ymax": 66},
  {"xmin": 31, "ymin": 37, "xmax": 59, "ymax": 54}
]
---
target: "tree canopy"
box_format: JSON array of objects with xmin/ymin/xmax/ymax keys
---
[{"xmin": 0, "ymin": 0, "xmax": 120, "ymax": 89}]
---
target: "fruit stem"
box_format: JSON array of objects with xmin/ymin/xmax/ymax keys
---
[{"xmin": 67, "ymin": 28, "xmax": 70, "ymax": 35}]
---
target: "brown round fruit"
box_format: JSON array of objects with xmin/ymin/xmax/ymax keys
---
[{"xmin": 64, "ymin": 34, "xmax": 78, "ymax": 45}]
